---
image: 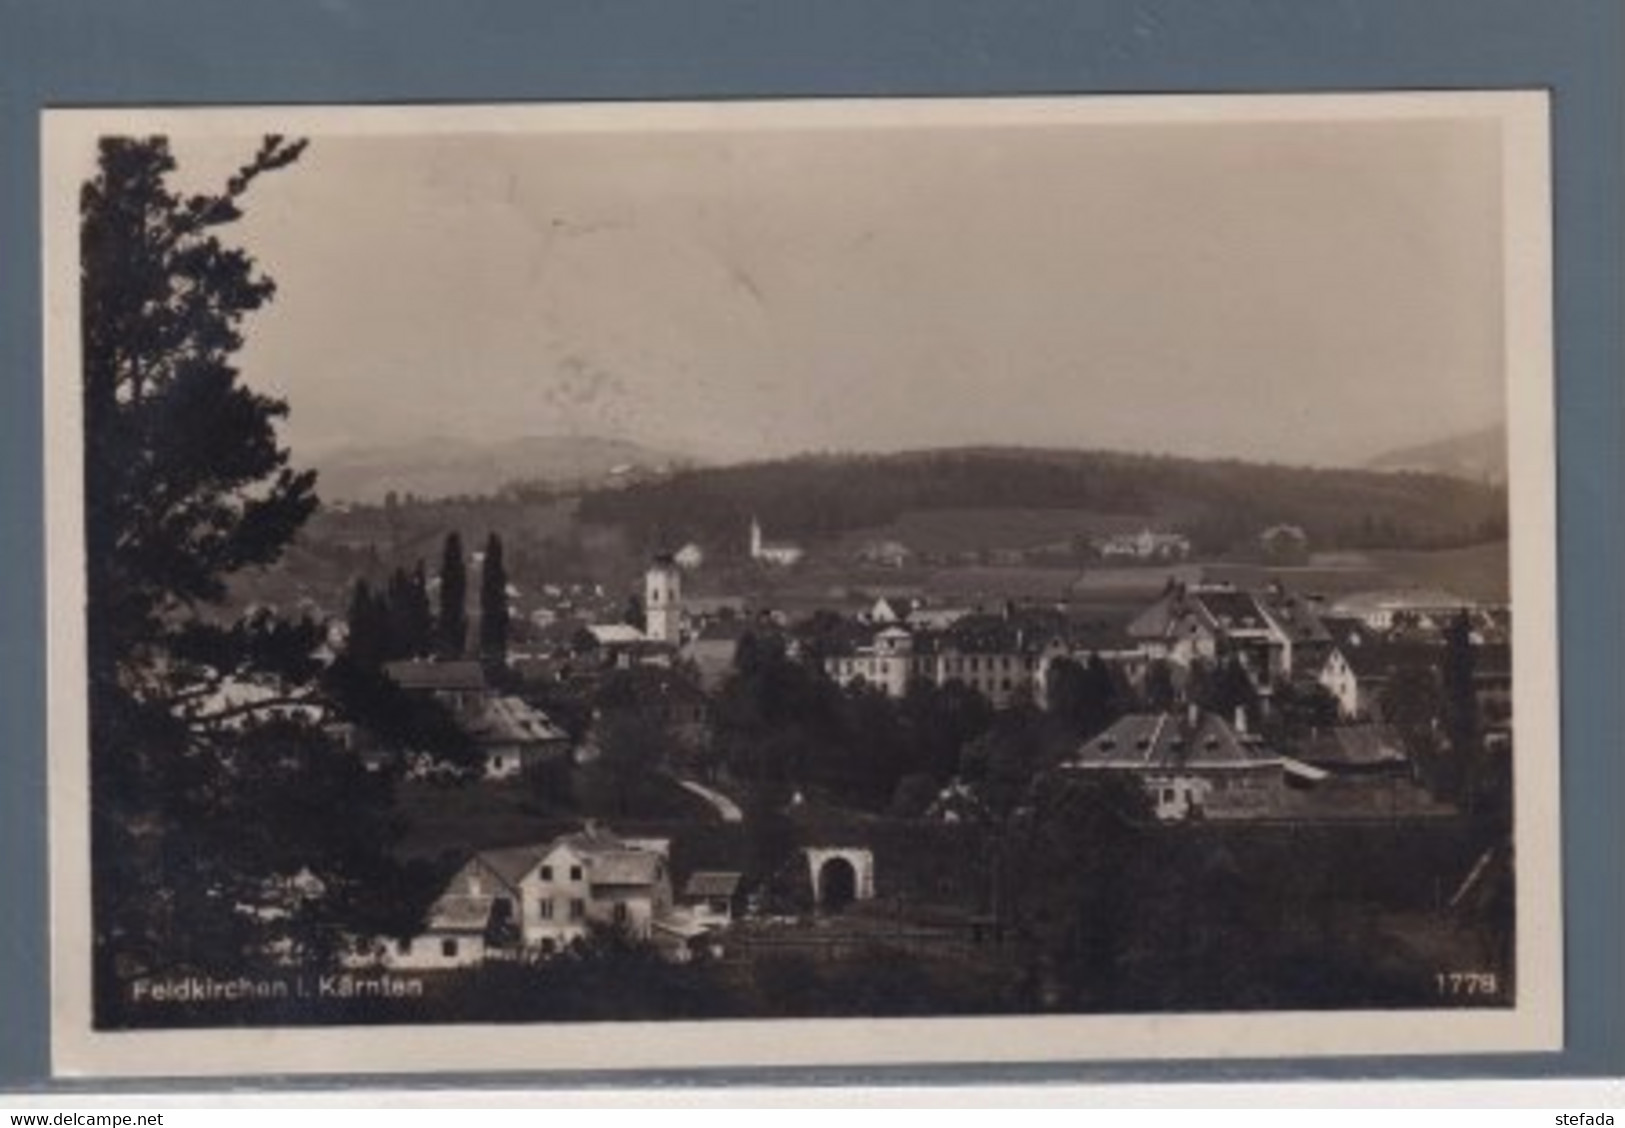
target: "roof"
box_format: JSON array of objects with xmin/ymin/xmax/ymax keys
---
[
  {"xmin": 684, "ymin": 872, "xmax": 743, "ymax": 899},
  {"xmin": 475, "ymin": 845, "xmax": 547, "ymax": 888},
  {"xmin": 1254, "ymin": 592, "xmax": 1332, "ymax": 643},
  {"xmin": 1330, "ymin": 638, "xmax": 1442, "ymax": 681},
  {"xmin": 1070, "ymin": 710, "xmax": 1278, "ymax": 771},
  {"xmin": 426, "ymin": 894, "xmax": 495, "ymax": 933},
  {"xmin": 943, "ymin": 610, "xmax": 1069, "ymax": 655},
  {"xmin": 1063, "ymin": 620, "xmax": 1136, "ymax": 655},
  {"xmin": 469, "ymin": 823, "xmax": 668, "ymax": 891},
  {"xmin": 907, "ymin": 606, "xmax": 972, "ymax": 629},
  {"xmin": 1295, "ymin": 725, "xmax": 1409, "ymax": 768},
  {"xmin": 587, "ymin": 623, "xmax": 647, "ymax": 646},
  {"xmin": 1198, "ymin": 589, "xmax": 1272, "ymax": 632},
  {"xmin": 1126, "ymin": 589, "xmax": 1220, "ymax": 641},
  {"xmin": 464, "ymin": 695, "xmax": 569, "ymax": 746},
  {"xmin": 383, "ymin": 660, "xmax": 488, "ymax": 693}
]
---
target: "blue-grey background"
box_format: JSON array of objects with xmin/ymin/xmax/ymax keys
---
[{"xmin": 1, "ymin": 0, "xmax": 1619, "ymax": 1093}]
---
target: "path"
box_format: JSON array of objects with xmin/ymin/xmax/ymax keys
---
[{"xmin": 675, "ymin": 778, "xmax": 744, "ymax": 823}]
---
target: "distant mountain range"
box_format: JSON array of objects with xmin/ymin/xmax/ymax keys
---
[
  {"xmin": 308, "ymin": 434, "xmax": 694, "ymax": 503},
  {"xmin": 1364, "ymin": 425, "xmax": 1507, "ymax": 484}
]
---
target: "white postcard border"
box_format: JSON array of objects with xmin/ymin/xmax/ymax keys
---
[{"xmin": 41, "ymin": 90, "xmax": 1562, "ymax": 1078}]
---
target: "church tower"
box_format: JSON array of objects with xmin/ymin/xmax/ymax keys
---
[{"xmin": 644, "ymin": 554, "xmax": 682, "ymax": 643}]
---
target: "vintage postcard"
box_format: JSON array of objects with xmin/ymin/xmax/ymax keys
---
[{"xmin": 42, "ymin": 92, "xmax": 1560, "ymax": 1077}]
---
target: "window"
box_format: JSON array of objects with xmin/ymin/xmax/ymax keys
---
[
  {"xmin": 442, "ymin": 938, "xmax": 458, "ymax": 958},
  {"xmin": 540, "ymin": 865, "xmax": 553, "ymax": 881},
  {"xmin": 613, "ymin": 902, "xmax": 629, "ymax": 925},
  {"xmin": 570, "ymin": 899, "xmax": 586, "ymax": 920},
  {"xmin": 569, "ymin": 865, "xmax": 583, "ymax": 882},
  {"xmin": 396, "ymin": 938, "xmax": 412, "ymax": 956},
  {"xmin": 539, "ymin": 898, "xmax": 554, "ymax": 920}
]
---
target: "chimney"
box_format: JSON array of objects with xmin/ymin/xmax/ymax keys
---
[{"xmin": 1233, "ymin": 706, "xmax": 1248, "ymax": 735}]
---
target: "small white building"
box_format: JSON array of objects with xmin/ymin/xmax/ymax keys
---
[
  {"xmin": 749, "ymin": 517, "xmax": 804, "ymax": 566},
  {"xmin": 680, "ymin": 871, "xmax": 743, "ymax": 928}
]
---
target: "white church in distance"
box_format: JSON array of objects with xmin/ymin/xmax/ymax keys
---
[{"xmin": 749, "ymin": 516, "xmax": 803, "ymax": 567}]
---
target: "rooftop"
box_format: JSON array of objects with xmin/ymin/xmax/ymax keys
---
[
  {"xmin": 684, "ymin": 872, "xmax": 743, "ymax": 899},
  {"xmin": 1294, "ymin": 724, "xmax": 1409, "ymax": 769},
  {"xmin": 383, "ymin": 660, "xmax": 488, "ymax": 693},
  {"xmin": 464, "ymin": 695, "xmax": 569, "ymax": 746},
  {"xmin": 1070, "ymin": 710, "xmax": 1278, "ymax": 772}
]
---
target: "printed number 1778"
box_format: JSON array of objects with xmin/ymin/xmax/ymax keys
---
[{"xmin": 1435, "ymin": 971, "xmax": 1500, "ymax": 998}]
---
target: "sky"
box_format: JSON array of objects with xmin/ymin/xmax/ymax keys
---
[{"xmin": 151, "ymin": 102, "xmax": 1509, "ymax": 469}]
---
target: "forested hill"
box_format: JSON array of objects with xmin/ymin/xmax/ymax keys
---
[{"xmin": 573, "ymin": 447, "xmax": 1509, "ymax": 557}]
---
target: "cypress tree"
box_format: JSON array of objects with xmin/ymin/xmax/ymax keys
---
[
  {"xmin": 438, "ymin": 532, "xmax": 467, "ymax": 659},
  {"xmin": 479, "ymin": 532, "xmax": 509, "ymax": 666}
]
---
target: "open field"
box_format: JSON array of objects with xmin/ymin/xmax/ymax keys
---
[{"xmin": 836, "ymin": 507, "xmax": 1157, "ymax": 556}]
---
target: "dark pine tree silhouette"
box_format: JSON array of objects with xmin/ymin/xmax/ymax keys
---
[
  {"xmin": 81, "ymin": 136, "xmax": 438, "ymax": 1023},
  {"xmin": 478, "ymin": 532, "xmax": 509, "ymax": 668},
  {"xmin": 438, "ymin": 532, "xmax": 468, "ymax": 659}
]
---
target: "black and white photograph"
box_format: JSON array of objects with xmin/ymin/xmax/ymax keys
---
[{"xmin": 41, "ymin": 93, "xmax": 1560, "ymax": 1076}]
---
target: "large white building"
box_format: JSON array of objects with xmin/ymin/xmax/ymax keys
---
[{"xmin": 375, "ymin": 824, "xmax": 676, "ymax": 969}]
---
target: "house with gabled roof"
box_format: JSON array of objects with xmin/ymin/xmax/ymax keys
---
[
  {"xmin": 1126, "ymin": 582, "xmax": 1332, "ymax": 685},
  {"xmin": 372, "ymin": 823, "xmax": 677, "ymax": 969},
  {"xmin": 1064, "ymin": 707, "xmax": 1292, "ymax": 821},
  {"xmin": 379, "ymin": 660, "xmax": 570, "ymax": 779},
  {"xmin": 1317, "ymin": 636, "xmax": 1441, "ymax": 721},
  {"xmin": 680, "ymin": 871, "xmax": 744, "ymax": 928},
  {"xmin": 1292, "ymin": 724, "xmax": 1409, "ymax": 776}
]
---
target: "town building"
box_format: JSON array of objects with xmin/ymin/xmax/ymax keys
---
[
  {"xmin": 1095, "ymin": 528, "xmax": 1192, "ymax": 562},
  {"xmin": 464, "ymin": 694, "xmax": 572, "ymax": 779},
  {"xmin": 855, "ymin": 539, "xmax": 913, "ymax": 568},
  {"xmin": 1328, "ymin": 588, "xmax": 1474, "ymax": 631},
  {"xmin": 378, "ymin": 824, "xmax": 678, "ymax": 968},
  {"xmin": 1125, "ymin": 582, "xmax": 1333, "ymax": 685},
  {"xmin": 644, "ymin": 554, "xmax": 682, "ymax": 643},
  {"xmin": 1316, "ymin": 638, "xmax": 1440, "ymax": 721},
  {"xmin": 820, "ymin": 607, "xmax": 1080, "ymax": 708},
  {"xmin": 381, "ymin": 659, "xmax": 570, "ymax": 779},
  {"xmin": 1064, "ymin": 707, "xmax": 1291, "ymax": 821},
  {"xmin": 680, "ymin": 871, "xmax": 744, "ymax": 929},
  {"xmin": 1291, "ymin": 724, "xmax": 1409, "ymax": 776},
  {"xmin": 1258, "ymin": 523, "xmax": 1310, "ymax": 559}
]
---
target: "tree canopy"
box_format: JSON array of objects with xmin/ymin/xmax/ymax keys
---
[{"xmin": 81, "ymin": 136, "xmax": 436, "ymax": 1022}]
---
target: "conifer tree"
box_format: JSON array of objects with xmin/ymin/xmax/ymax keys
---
[
  {"xmin": 479, "ymin": 532, "xmax": 509, "ymax": 666},
  {"xmin": 438, "ymin": 532, "xmax": 467, "ymax": 658},
  {"xmin": 81, "ymin": 136, "xmax": 436, "ymax": 1020}
]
